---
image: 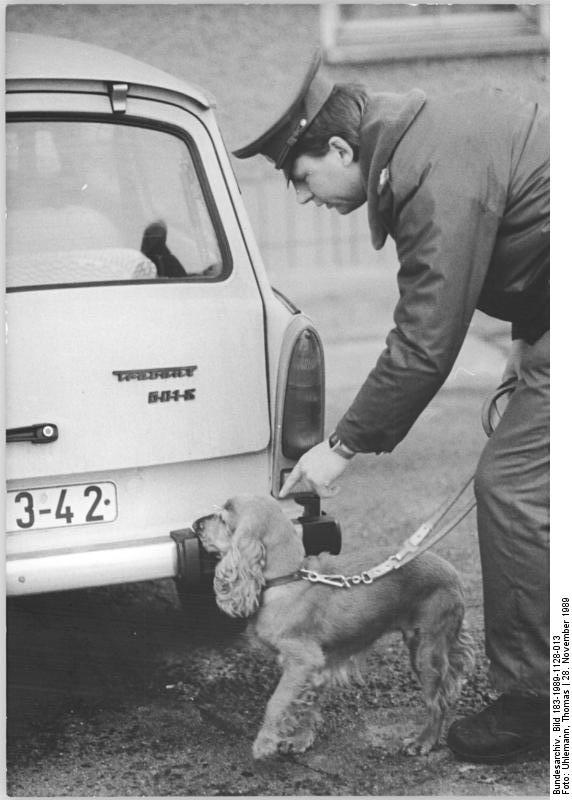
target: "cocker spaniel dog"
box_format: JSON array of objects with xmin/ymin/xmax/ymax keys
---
[{"xmin": 193, "ymin": 495, "xmax": 474, "ymax": 760}]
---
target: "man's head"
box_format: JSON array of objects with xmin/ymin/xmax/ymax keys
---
[
  {"xmin": 233, "ymin": 51, "xmax": 368, "ymax": 214},
  {"xmin": 289, "ymin": 133, "xmax": 366, "ymax": 214}
]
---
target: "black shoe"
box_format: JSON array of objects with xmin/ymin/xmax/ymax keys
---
[{"xmin": 446, "ymin": 693, "xmax": 549, "ymax": 763}]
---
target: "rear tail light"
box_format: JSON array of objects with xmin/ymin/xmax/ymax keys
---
[{"xmin": 282, "ymin": 329, "xmax": 324, "ymax": 460}]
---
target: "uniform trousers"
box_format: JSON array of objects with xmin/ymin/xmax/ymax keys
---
[{"xmin": 474, "ymin": 330, "xmax": 549, "ymax": 696}]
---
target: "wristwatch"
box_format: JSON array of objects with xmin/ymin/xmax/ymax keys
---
[{"xmin": 328, "ymin": 431, "xmax": 356, "ymax": 460}]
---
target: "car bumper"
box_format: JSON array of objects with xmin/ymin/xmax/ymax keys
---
[
  {"xmin": 6, "ymin": 535, "xmax": 181, "ymax": 595},
  {"xmin": 6, "ymin": 495, "xmax": 342, "ymax": 596}
]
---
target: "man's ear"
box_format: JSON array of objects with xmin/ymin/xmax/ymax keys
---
[{"xmin": 328, "ymin": 136, "xmax": 355, "ymax": 165}]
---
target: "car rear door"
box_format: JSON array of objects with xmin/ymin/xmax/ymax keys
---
[{"xmin": 5, "ymin": 89, "xmax": 270, "ymax": 495}]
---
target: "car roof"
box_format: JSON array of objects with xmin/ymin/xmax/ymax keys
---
[{"xmin": 6, "ymin": 32, "xmax": 214, "ymax": 109}]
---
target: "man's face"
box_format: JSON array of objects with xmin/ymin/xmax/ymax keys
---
[{"xmin": 289, "ymin": 137, "xmax": 366, "ymax": 215}]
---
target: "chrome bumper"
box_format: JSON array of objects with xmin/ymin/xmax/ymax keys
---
[{"xmin": 6, "ymin": 535, "xmax": 179, "ymax": 595}]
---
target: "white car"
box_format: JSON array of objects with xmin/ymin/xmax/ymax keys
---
[{"xmin": 5, "ymin": 33, "xmax": 340, "ymax": 599}]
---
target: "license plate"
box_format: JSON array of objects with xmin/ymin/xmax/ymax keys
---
[{"xmin": 6, "ymin": 482, "xmax": 118, "ymax": 532}]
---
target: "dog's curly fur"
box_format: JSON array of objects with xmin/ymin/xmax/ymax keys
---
[{"xmin": 194, "ymin": 495, "xmax": 474, "ymax": 760}]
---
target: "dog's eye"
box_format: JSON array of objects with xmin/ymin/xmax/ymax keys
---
[{"xmin": 221, "ymin": 500, "xmax": 235, "ymax": 525}]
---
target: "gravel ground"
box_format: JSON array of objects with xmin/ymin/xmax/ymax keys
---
[{"xmin": 6, "ymin": 576, "xmax": 549, "ymax": 796}]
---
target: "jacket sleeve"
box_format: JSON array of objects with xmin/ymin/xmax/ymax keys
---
[{"xmin": 336, "ymin": 159, "xmax": 503, "ymax": 454}]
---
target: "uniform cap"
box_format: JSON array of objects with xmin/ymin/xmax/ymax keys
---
[{"xmin": 232, "ymin": 49, "xmax": 334, "ymax": 172}]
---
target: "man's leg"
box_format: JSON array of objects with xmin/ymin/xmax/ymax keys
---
[{"xmin": 447, "ymin": 331, "xmax": 549, "ymax": 762}]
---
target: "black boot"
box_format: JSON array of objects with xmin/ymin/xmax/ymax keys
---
[{"xmin": 446, "ymin": 693, "xmax": 549, "ymax": 763}]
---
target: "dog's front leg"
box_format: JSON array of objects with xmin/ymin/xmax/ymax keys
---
[{"xmin": 253, "ymin": 640, "xmax": 325, "ymax": 760}]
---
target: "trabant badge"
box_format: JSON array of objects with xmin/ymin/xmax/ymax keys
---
[{"xmin": 112, "ymin": 365, "xmax": 198, "ymax": 404}]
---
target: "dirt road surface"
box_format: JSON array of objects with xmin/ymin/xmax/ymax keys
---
[{"xmin": 7, "ymin": 575, "xmax": 549, "ymax": 797}]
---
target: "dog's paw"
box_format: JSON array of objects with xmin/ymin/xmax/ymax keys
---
[
  {"xmin": 252, "ymin": 731, "xmax": 279, "ymax": 760},
  {"xmin": 401, "ymin": 735, "xmax": 436, "ymax": 757},
  {"xmin": 278, "ymin": 729, "xmax": 315, "ymax": 755}
]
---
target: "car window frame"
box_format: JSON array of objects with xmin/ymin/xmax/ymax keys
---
[{"xmin": 6, "ymin": 111, "xmax": 233, "ymax": 293}]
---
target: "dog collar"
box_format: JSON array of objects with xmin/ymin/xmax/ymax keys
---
[{"xmin": 263, "ymin": 570, "xmax": 306, "ymax": 590}]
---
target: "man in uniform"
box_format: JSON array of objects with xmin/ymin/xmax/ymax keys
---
[{"xmin": 233, "ymin": 52, "xmax": 549, "ymax": 763}]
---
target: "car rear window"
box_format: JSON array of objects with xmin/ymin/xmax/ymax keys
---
[{"xmin": 6, "ymin": 119, "xmax": 227, "ymax": 288}]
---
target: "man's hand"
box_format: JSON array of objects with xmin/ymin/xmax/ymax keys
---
[{"xmin": 279, "ymin": 440, "xmax": 351, "ymax": 498}]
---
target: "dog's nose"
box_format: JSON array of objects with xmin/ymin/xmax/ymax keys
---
[{"xmin": 192, "ymin": 514, "xmax": 213, "ymax": 536}]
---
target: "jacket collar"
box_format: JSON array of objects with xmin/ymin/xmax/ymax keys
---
[{"xmin": 359, "ymin": 89, "xmax": 426, "ymax": 248}]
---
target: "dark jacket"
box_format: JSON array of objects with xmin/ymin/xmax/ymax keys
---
[{"xmin": 335, "ymin": 87, "xmax": 549, "ymax": 455}]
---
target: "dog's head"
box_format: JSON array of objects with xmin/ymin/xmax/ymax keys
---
[
  {"xmin": 192, "ymin": 506, "xmax": 235, "ymax": 555},
  {"xmin": 193, "ymin": 495, "xmax": 304, "ymax": 618}
]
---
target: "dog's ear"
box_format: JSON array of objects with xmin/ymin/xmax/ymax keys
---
[{"xmin": 213, "ymin": 515, "xmax": 266, "ymax": 618}]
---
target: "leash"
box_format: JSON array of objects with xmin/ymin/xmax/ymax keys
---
[
  {"xmin": 296, "ymin": 475, "xmax": 476, "ymax": 589},
  {"xmin": 265, "ymin": 378, "xmax": 517, "ymax": 591},
  {"xmin": 481, "ymin": 375, "xmax": 518, "ymax": 437}
]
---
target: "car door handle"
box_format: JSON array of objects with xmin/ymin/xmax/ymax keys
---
[{"xmin": 6, "ymin": 423, "xmax": 59, "ymax": 444}]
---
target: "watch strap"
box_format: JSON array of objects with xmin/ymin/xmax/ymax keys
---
[{"xmin": 328, "ymin": 431, "xmax": 356, "ymax": 459}]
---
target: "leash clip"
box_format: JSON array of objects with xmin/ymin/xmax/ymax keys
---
[
  {"xmin": 300, "ymin": 568, "xmax": 375, "ymax": 588},
  {"xmin": 301, "ymin": 569, "xmax": 350, "ymax": 588}
]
